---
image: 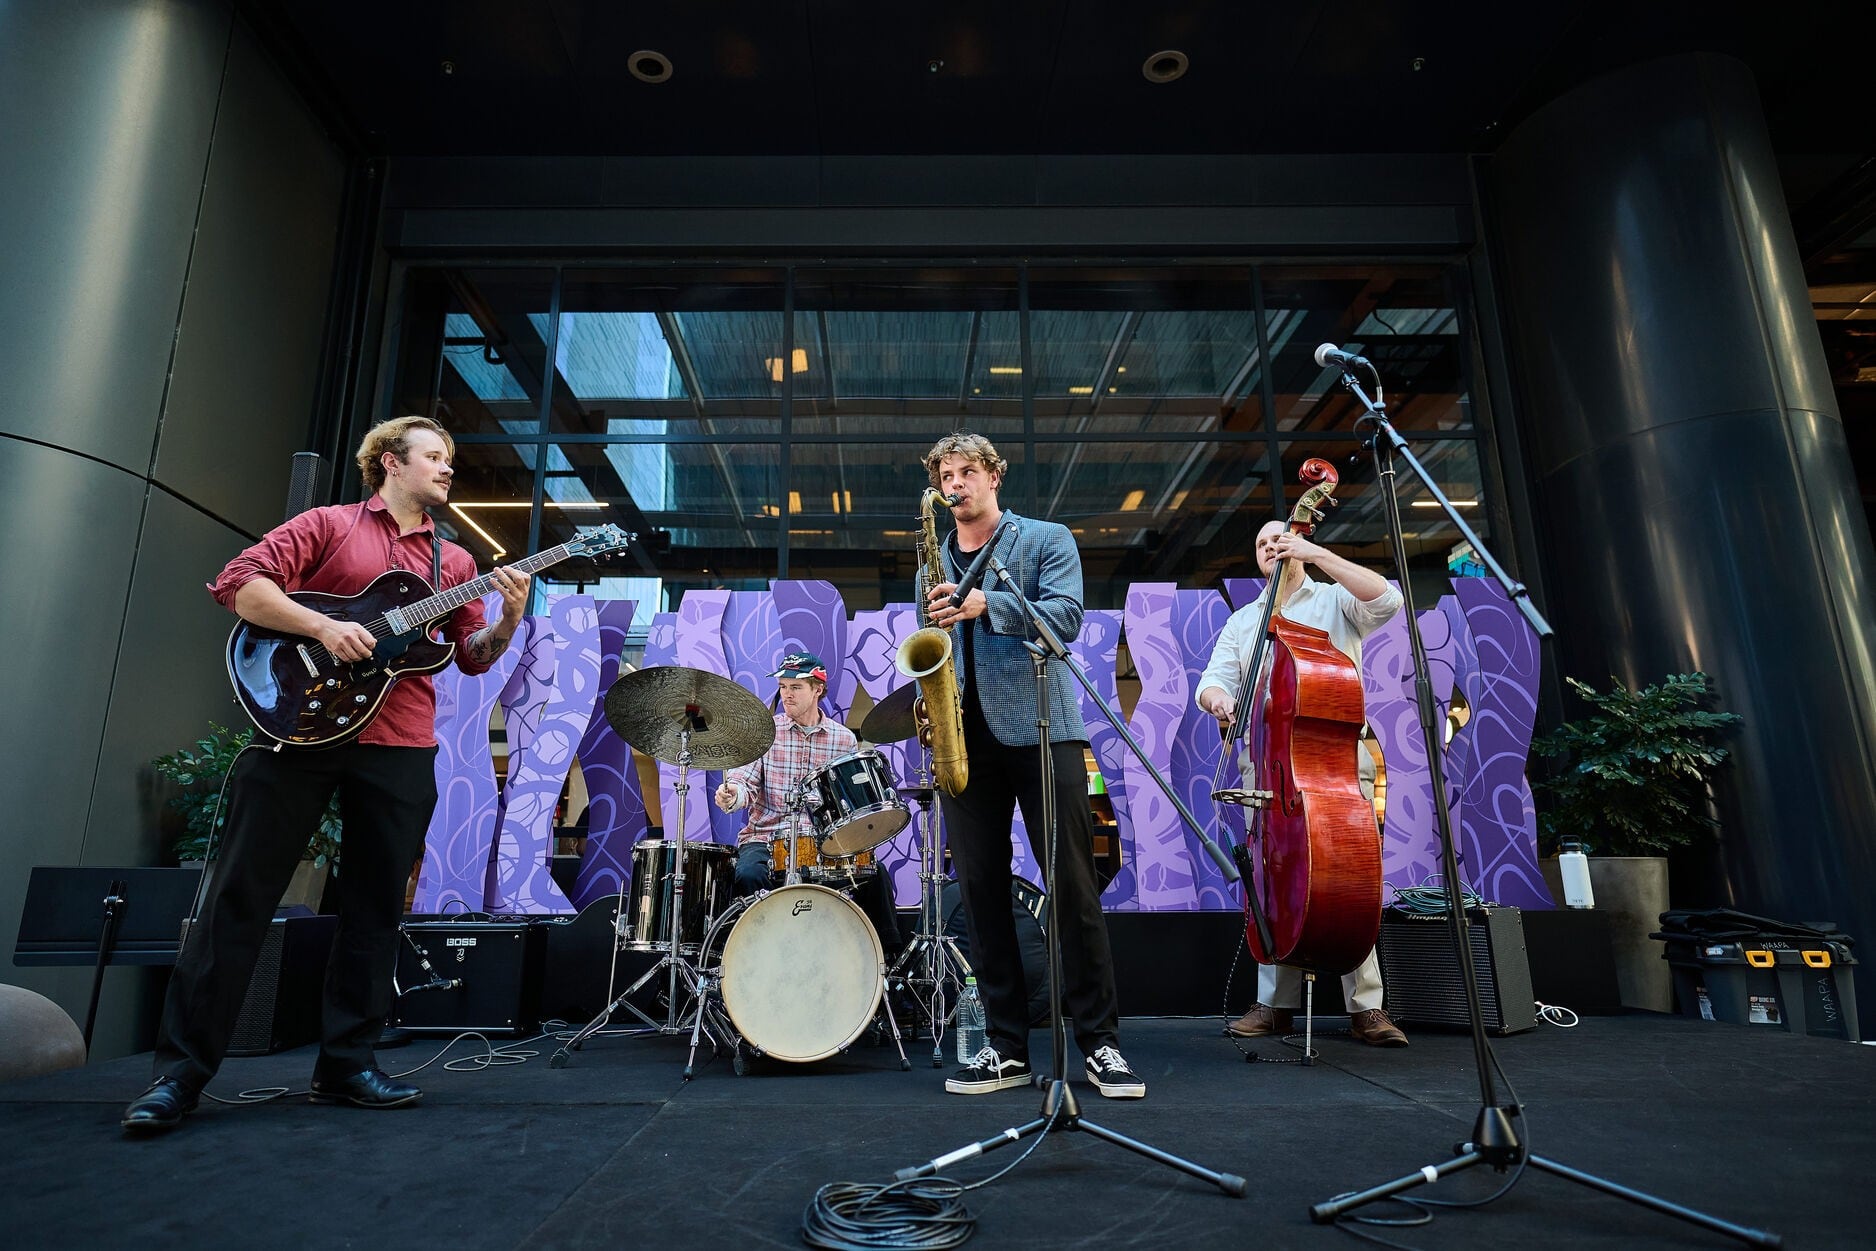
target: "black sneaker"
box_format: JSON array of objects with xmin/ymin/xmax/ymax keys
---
[
  {"xmin": 1085, "ymin": 1045, "xmax": 1145, "ymax": 1099},
  {"xmin": 946, "ymin": 1047, "xmax": 1032, "ymax": 1094}
]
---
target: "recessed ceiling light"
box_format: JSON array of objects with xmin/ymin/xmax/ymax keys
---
[
  {"xmin": 629, "ymin": 50, "xmax": 673, "ymax": 84},
  {"xmin": 1142, "ymin": 50, "xmax": 1188, "ymax": 84}
]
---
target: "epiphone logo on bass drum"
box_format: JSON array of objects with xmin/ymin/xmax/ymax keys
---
[{"xmin": 792, "ymin": 899, "xmax": 814, "ymax": 916}]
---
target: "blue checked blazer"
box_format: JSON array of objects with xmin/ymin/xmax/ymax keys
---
[{"xmin": 936, "ymin": 510, "xmax": 1090, "ymax": 747}]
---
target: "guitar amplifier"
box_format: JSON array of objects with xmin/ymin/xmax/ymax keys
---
[
  {"xmin": 1378, "ymin": 906, "xmax": 1536, "ymax": 1035},
  {"xmin": 391, "ymin": 920, "xmax": 545, "ymax": 1036},
  {"xmin": 177, "ymin": 914, "xmax": 338, "ymax": 1056}
]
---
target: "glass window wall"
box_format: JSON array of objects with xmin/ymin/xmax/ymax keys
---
[{"xmin": 385, "ymin": 262, "xmax": 1491, "ymax": 625}]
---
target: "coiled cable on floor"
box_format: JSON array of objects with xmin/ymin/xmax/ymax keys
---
[{"xmin": 801, "ymin": 1178, "xmax": 976, "ymax": 1250}]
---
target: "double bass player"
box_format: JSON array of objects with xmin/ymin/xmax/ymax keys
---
[{"xmin": 1196, "ymin": 517, "xmax": 1408, "ymax": 1047}]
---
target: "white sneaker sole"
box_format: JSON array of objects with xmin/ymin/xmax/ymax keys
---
[
  {"xmin": 945, "ymin": 1071, "xmax": 1032, "ymax": 1094},
  {"xmin": 1087, "ymin": 1072, "xmax": 1146, "ymax": 1099}
]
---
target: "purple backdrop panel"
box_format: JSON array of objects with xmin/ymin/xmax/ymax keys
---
[
  {"xmin": 415, "ymin": 599, "xmax": 525, "ymax": 914},
  {"xmin": 485, "ymin": 597, "xmax": 600, "ymax": 914},
  {"xmin": 482, "ymin": 614, "xmax": 562, "ymax": 910},
  {"xmin": 1170, "ymin": 590, "xmax": 1236, "ymax": 909},
  {"xmin": 669, "ymin": 592, "xmax": 733, "ymax": 847},
  {"xmin": 1364, "ymin": 592, "xmax": 1460, "ymax": 898},
  {"xmin": 1071, "ymin": 610, "xmax": 1136, "ymax": 909},
  {"xmin": 773, "ymin": 580, "xmax": 853, "ymax": 718},
  {"xmin": 572, "ymin": 598, "xmax": 646, "ymax": 910},
  {"xmin": 848, "ymin": 606, "xmax": 925, "ymax": 906},
  {"xmin": 714, "ymin": 591, "xmax": 783, "ymax": 844},
  {"xmin": 1122, "ymin": 584, "xmax": 1199, "ymax": 911},
  {"xmin": 1222, "ymin": 578, "xmax": 1268, "ymax": 612},
  {"xmin": 1450, "ymin": 578, "xmax": 1552, "ymax": 908},
  {"xmin": 643, "ymin": 610, "xmax": 678, "ymax": 836},
  {"xmin": 1441, "ymin": 593, "xmax": 1481, "ymax": 894}
]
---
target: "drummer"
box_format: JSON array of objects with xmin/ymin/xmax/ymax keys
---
[{"xmin": 714, "ymin": 652, "xmax": 901, "ymax": 948}]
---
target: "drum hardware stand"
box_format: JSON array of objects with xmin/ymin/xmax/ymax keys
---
[
  {"xmin": 895, "ymin": 560, "xmax": 1246, "ymax": 1198},
  {"xmin": 885, "ymin": 754, "xmax": 974, "ymax": 1066},
  {"xmin": 552, "ymin": 725, "xmax": 721, "ymax": 1071},
  {"xmin": 1305, "ymin": 361, "xmax": 1776, "ymax": 1245}
]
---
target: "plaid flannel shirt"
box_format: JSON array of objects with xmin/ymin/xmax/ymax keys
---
[{"xmin": 723, "ymin": 713, "xmax": 858, "ymax": 845}]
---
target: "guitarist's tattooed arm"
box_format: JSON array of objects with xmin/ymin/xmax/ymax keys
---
[
  {"xmin": 466, "ymin": 624, "xmax": 512, "ymax": 665},
  {"xmin": 468, "ymin": 563, "xmax": 530, "ymax": 665}
]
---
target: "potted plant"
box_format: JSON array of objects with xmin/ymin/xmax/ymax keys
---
[
  {"xmin": 152, "ymin": 723, "xmax": 341, "ymax": 909},
  {"xmin": 1530, "ymin": 672, "xmax": 1742, "ymax": 1010}
]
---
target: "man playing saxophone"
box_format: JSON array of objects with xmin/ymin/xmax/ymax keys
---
[{"xmin": 919, "ymin": 432, "xmax": 1143, "ymax": 1100}]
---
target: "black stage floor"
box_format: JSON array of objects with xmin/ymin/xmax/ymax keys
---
[{"xmin": 2, "ymin": 1011, "xmax": 1869, "ymax": 1250}]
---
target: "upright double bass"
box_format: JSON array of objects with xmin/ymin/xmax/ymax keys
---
[{"xmin": 1224, "ymin": 459, "xmax": 1382, "ymax": 977}]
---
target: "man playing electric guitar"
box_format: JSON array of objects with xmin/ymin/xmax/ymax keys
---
[{"xmin": 123, "ymin": 416, "xmax": 529, "ymax": 1133}]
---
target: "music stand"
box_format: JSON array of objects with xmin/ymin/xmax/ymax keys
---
[{"xmin": 14, "ymin": 866, "xmax": 208, "ymax": 1049}]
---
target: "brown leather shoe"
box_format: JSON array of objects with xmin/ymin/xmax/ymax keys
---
[
  {"xmin": 1349, "ymin": 1008, "xmax": 1408, "ymax": 1047},
  {"xmin": 1226, "ymin": 1003, "xmax": 1295, "ymax": 1038}
]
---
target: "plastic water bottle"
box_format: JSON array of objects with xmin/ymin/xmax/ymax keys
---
[
  {"xmin": 956, "ymin": 976, "xmax": 987, "ymax": 1065},
  {"xmin": 1558, "ymin": 838, "xmax": 1595, "ymax": 909}
]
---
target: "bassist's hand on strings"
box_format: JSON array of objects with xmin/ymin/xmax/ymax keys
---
[{"xmin": 1202, "ymin": 691, "xmax": 1237, "ymax": 733}]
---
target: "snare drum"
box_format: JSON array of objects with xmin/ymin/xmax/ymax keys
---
[
  {"xmin": 809, "ymin": 750, "xmax": 910, "ymax": 857},
  {"xmin": 708, "ymin": 883, "xmax": 883, "ymax": 1063},
  {"xmin": 624, "ymin": 839, "xmax": 734, "ymax": 953},
  {"xmin": 770, "ymin": 833, "xmax": 875, "ymax": 880}
]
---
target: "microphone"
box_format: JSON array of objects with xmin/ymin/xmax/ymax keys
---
[
  {"xmin": 949, "ymin": 520, "xmax": 1016, "ymax": 608},
  {"xmin": 1313, "ymin": 343, "xmax": 1373, "ymax": 372}
]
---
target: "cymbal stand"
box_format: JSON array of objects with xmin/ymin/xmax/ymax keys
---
[
  {"xmin": 552, "ymin": 727, "xmax": 719, "ymax": 1069},
  {"xmin": 887, "ymin": 754, "xmax": 973, "ymax": 1066}
]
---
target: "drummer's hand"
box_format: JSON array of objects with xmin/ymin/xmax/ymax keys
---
[{"xmin": 714, "ymin": 782, "xmax": 738, "ymax": 812}]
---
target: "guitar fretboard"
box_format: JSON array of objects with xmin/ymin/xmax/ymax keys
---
[{"xmin": 398, "ymin": 541, "xmax": 583, "ymax": 629}]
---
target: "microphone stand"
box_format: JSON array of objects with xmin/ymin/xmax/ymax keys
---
[
  {"xmin": 1308, "ymin": 368, "xmax": 1777, "ymax": 1246},
  {"xmin": 895, "ymin": 554, "xmax": 1246, "ymax": 1199}
]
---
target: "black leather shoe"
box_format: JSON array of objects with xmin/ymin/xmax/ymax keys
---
[
  {"xmin": 121, "ymin": 1078, "xmax": 199, "ymax": 1133},
  {"xmin": 309, "ymin": 1067, "xmax": 422, "ymax": 1109}
]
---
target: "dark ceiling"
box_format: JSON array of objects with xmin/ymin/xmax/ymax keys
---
[
  {"xmin": 257, "ymin": 1, "xmax": 1874, "ymax": 175},
  {"xmin": 253, "ymin": 0, "xmax": 1876, "ymax": 515}
]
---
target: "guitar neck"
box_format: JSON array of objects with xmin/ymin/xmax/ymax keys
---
[{"xmin": 405, "ymin": 542, "xmax": 577, "ymax": 626}]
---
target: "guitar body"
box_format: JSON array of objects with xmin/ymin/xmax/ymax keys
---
[{"xmin": 227, "ymin": 570, "xmax": 455, "ymax": 747}]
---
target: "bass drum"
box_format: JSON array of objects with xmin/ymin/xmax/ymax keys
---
[{"xmin": 711, "ymin": 883, "xmax": 883, "ymax": 1063}]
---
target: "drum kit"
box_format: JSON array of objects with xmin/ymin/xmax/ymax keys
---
[{"xmin": 550, "ymin": 664, "xmax": 973, "ymax": 1077}]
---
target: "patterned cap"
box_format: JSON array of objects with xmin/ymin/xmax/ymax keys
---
[{"xmin": 770, "ymin": 651, "xmax": 829, "ymax": 682}]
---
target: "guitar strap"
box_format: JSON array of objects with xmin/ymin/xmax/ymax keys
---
[{"xmin": 431, "ymin": 528, "xmax": 442, "ymax": 589}]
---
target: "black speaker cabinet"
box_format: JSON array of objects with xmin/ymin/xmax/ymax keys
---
[
  {"xmin": 177, "ymin": 913, "xmax": 338, "ymax": 1056},
  {"xmin": 392, "ymin": 920, "xmax": 545, "ymax": 1036},
  {"xmin": 1378, "ymin": 906, "xmax": 1536, "ymax": 1035}
]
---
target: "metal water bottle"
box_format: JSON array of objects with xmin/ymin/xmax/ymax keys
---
[
  {"xmin": 956, "ymin": 976, "xmax": 987, "ymax": 1064},
  {"xmin": 1558, "ymin": 838, "xmax": 1595, "ymax": 909}
]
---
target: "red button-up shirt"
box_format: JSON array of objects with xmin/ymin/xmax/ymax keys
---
[{"xmin": 208, "ymin": 497, "xmax": 493, "ymax": 747}]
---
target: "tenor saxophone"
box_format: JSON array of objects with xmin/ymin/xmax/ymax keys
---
[{"xmin": 897, "ymin": 487, "xmax": 969, "ymax": 796}]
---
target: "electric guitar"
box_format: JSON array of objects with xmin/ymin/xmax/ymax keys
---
[{"xmin": 226, "ymin": 524, "xmax": 636, "ymax": 747}]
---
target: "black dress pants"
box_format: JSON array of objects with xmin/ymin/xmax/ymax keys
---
[
  {"xmin": 153, "ymin": 742, "xmax": 437, "ymax": 1090},
  {"xmin": 940, "ymin": 706, "xmax": 1119, "ymax": 1064}
]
